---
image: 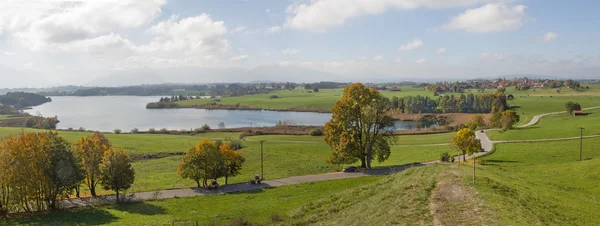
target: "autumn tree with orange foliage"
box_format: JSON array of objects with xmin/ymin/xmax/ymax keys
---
[
  {"xmin": 73, "ymin": 132, "xmax": 111, "ymax": 197},
  {"xmin": 324, "ymin": 83, "xmax": 396, "ymax": 169},
  {"xmin": 178, "ymin": 139, "xmax": 245, "ymax": 187},
  {"xmin": 0, "ymin": 132, "xmax": 84, "ymax": 213}
]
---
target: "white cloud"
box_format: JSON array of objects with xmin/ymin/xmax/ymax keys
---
[
  {"xmin": 12, "ymin": 0, "xmax": 166, "ymax": 50},
  {"xmin": 416, "ymin": 58, "xmax": 426, "ymax": 64},
  {"xmin": 284, "ymin": 0, "xmax": 494, "ymax": 31},
  {"xmin": 267, "ymin": 26, "xmax": 281, "ymax": 33},
  {"xmin": 230, "ymin": 55, "xmax": 249, "ymax": 61},
  {"xmin": 138, "ymin": 14, "xmax": 229, "ymax": 54},
  {"xmin": 373, "ymin": 55, "xmax": 384, "ymax": 61},
  {"xmin": 543, "ymin": 32, "xmax": 558, "ymax": 42},
  {"xmin": 443, "ymin": 4, "xmax": 528, "ymax": 33},
  {"xmin": 437, "ymin": 48, "xmax": 446, "ymax": 54},
  {"xmin": 3, "ymin": 52, "xmax": 15, "ymax": 55},
  {"xmin": 266, "ymin": 9, "xmax": 271, "ymax": 13},
  {"xmin": 394, "ymin": 57, "xmax": 402, "ymax": 63},
  {"xmin": 399, "ymin": 39, "xmax": 423, "ymax": 51},
  {"xmin": 480, "ymin": 52, "xmax": 505, "ymax": 60},
  {"xmin": 232, "ymin": 26, "xmax": 247, "ymax": 33},
  {"xmin": 282, "ymin": 48, "xmax": 300, "ymax": 55}
]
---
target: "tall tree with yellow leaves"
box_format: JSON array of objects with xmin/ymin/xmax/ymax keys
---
[
  {"xmin": 324, "ymin": 83, "xmax": 396, "ymax": 169},
  {"xmin": 74, "ymin": 132, "xmax": 111, "ymax": 197}
]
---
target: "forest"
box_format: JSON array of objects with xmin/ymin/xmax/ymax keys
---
[
  {"xmin": 0, "ymin": 92, "xmax": 52, "ymax": 108},
  {"xmin": 389, "ymin": 93, "xmax": 507, "ymax": 114}
]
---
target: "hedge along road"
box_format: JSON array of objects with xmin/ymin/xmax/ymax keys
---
[{"xmin": 60, "ymin": 107, "xmax": 600, "ymax": 209}]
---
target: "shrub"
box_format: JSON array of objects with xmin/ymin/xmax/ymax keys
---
[
  {"xmin": 67, "ymin": 127, "xmax": 74, "ymax": 131},
  {"xmin": 159, "ymin": 128, "xmax": 168, "ymax": 134},
  {"xmin": 78, "ymin": 127, "xmax": 86, "ymax": 132},
  {"xmin": 201, "ymin": 124, "xmax": 211, "ymax": 131},
  {"xmin": 310, "ymin": 129, "xmax": 324, "ymax": 136},
  {"xmin": 440, "ymin": 152, "xmax": 451, "ymax": 162},
  {"xmin": 269, "ymin": 95, "xmax": 279, "ymax": 99},
  {"xmin": 113, "ymin": 129, "xmax": 122, "ymax": 134},
  {"xmin": 148, "ymin": 128, "xmax": 156, "ymax": 134},
  {"xmin": 225, "ymin": 138, "xmax": 243, "ymax": 150},
  {"xmin": 131, "ymin": 128, "xmax": 139, "ymax": 134}
]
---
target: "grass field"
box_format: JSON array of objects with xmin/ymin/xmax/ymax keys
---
[
  {"xmin": 176, "ymin": 86, "xmax": 465, "ymax": 111},
  {"xmin": 489, "ymin": 107, "xmax": 600, "ymax": 140},
  {"xmin": 468, "ymin": 138, "xmax": 600, "ymax": 225},
  {"xmin": 3, "ymin": 176, "xmax": 384, "ymax": 225},
  {"xmin": 0, "ymin": 127, "xmax": 458, "ymax": 195}
]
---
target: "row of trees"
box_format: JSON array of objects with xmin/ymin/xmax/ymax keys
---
[
  {"xmin": 390, "ymin": 93, "xmax": 508, "ymax": 114},
  {"xmin": 0, "ymin": 132, "xmax": 134, "ymax": 214},
  {"xmin": 178, "ymin": 140, "xmax": 245, "ymax": 187}
]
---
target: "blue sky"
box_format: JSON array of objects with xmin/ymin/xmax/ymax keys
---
[{"xmin": 0, "ymin": 0, "xmax": 599, "ymax": 87}]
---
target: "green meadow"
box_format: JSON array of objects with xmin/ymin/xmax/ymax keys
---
[
  {"xmin": 489, "ymin": 107, "xmax": 600, "ymax": 140},
  {"xmin": 468, "ymin": 138, "xmax": 600, "ymax": 225}
]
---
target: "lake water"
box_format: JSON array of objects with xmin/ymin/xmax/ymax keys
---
[{"xmin": 26, "ymin": 96, "xmax": 430, "ymax": 132}]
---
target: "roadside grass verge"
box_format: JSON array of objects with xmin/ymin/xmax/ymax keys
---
[{"xmin": 467, "ymin": 138, "xmax": 600, "ymax": 225}]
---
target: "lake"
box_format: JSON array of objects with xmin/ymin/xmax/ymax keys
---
[{"xmin": 25, "ymin": 96, "xmax": 431, "ymax": 132}]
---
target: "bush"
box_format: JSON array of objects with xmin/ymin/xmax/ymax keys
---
[
  {"xmin": 440, "ymin": 152, "xmax": 451, "ymax": 162},
  {"xmin": 225, "ymin": 138, "xmax": 243, "ymax": 150},
  {"xmin": 309, "ymin": 129, "xmax": 324, "ymax": 136},
  {"xmin": 159, "ymin": 128, "xmax": 168, "ymax": 134},
  {"xmin": 131, "ymin": 128, "xmax": 139, "ymax": 134},
  {"xmin": 201, "ymin": 124, "xmax": 211, "ymax": 131},
  {"xmin": 269, "ymin": 95, "xmax": 279, "ymax": 99},
  {"xmin": 78, "ymin": 127, "xmax": 86, "ymax": 132},
  {"xmin": 113, "ymin": 129, "xmax": 122, "ymax": 134},
  {"xmin": 148, "ymin": 128, "xmax": 156, "ymax": 134},
  {"xmin": 67, "ymin": 127, "xmax": 74, "ymax": 131}
]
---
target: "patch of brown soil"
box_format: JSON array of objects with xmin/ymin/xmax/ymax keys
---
[{"xmin": 429, "ymin": 167, "xmax": 495, "ymax": 226}]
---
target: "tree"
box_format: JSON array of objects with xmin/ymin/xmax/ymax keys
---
[
  {"xmin": 452, "ymin": 128, "xmax": 482, "ymax": 183},
  {"xmin": 324, "ymin": 83, "xmax": 396, "ymax": 169},
  {"xmin": 500, "ymin": 110, "xmax": 520, "ymax": 130},
  {"xmin": 218, "ymin": 122, "xmax": 226, "ymax": 129},
  {"xmin": 99, "ymin": 147, "xmax": 135, "ymax": 203},
  {"xmin": 73, "ymin": 132, "xmax": 111, "ymax": 197},
  {"xmin": 179, "ymin": 140, "xmax": 226, "ymax": 187},
  {"xmin": 313, "ymin": 88, "xmax": 319, "ymax": 93},
  {"xmin": 0, "ymin": 132, "xmax": 84, "ymax": 212},
  {"xmin": 565, "ymin": 101, "xmax": 582, "ymax": 114},
  {"xmin": 467, "ymin": 114, "xmax": 486, "ymax": 131},
  {"xmin": 220, "ymin": 144, "xmax": 245, "ymax": 185},
  {"xmin": 453, "ymin": 128, "xmax": 482, "ymax": 164}
]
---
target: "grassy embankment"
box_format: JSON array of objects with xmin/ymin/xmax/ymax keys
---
[
  {"xmin": 467, "ymin": 138, "xmax": 600, "ymax": 225},
  {"xmin": 0, "ymin": 127, "xmax": 458, "ymax": 196},
  {"xmin": 488, "ymin": 107, "xmax": 600, "ymax": 140}
]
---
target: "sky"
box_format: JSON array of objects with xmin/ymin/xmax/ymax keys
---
[{"xmin": 1, "ymin": 0, "xmax": 599, "ymax": 88}]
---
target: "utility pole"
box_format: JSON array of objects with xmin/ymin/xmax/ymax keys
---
[
  {"xmin": 579, "ymin": 127, "xmax": 585, "ymax": 161},
  {"xmin": 260, "ymin": 140, "xmax": 265, "ymax": 179}
]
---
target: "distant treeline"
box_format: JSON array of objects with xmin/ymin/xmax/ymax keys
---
[
  {"xmin": 0, "ymin": 92, "xmax": 52, "ymax": 108},
  {"xmin": 389, "ymin": 93, "xmax": 508, "ymax": 114},
  {"xmin": 303, "ymin": 82, "xmax": 350, "ymax": 89}
]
